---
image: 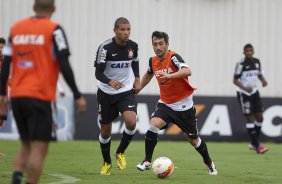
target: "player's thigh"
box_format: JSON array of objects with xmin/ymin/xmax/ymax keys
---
[
  {"xmin": 237, "ymin": 92, "xmax": 253, "ymax": 115},
  {"xmin": 252, "ymin": 91, "xmax": 264, "ymax": 114},
  {"xmin": 28, "ymin": 98, "xmax": 54, "ymax": 141},
  {"xmin": 11, "ymin": 98, "xmax": 29, "ymax": 140},
  {"xmin": 151, "ymin": 103, "xmax": 173, "ymax": 129},
  {"xmin": 97, "ymin": 89, "xmax": 119, "ymax": 123},
  {"xmin": 151, "ymin": 117, "xmax": 167, "ymax": 129},
  {"xmin": 177, "ymin": 107, "xmax": 198, "ymax": 138},
  {"xmin": 12, "ymin": 98, "xmax": 54, "ymax": 141},
  {"xmin": 118, "ymin": 91, "xmax": 137, "ymax": 114}
]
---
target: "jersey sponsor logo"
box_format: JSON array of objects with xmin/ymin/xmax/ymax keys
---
[
  {"xmin": 54, "ymin": 29, "xmax": 67, "ymax": 51},
  {"xmin": 13, "ymin": 34, "xmax": 44, "ymax": 45},
  {"xmin": 112, "ymin": 53, "xmax": 118, "ymax": 56},
  {"xmin": 128, "ymin": 105, "xmax": 135, "ymax": 108},
  {"xmin": 155, "ymin": 68, "xmax": 173, "ymax": 75},
  {"xmin": 243, "ymin": 70, "xmax": 259, "ymax": 77},
  {"xmin": 171, "ymin": 56, "xmax": 179, "ymax": 63},
  {"xmin": 99, "ymin": 48, "xmax": 107, "ymax": 63},
  {"xmin": 128, "ymin": 49, "xmax": 134, "ymax": 59},
  {"xmin": 235, "ymin": 64, "xmax": 243, "ymax": 75},
  {"xmin": 17, "ymin": 61, "xmax": 33, "ymax": 68},
  {"xmin": 17, "ymin": 50, "xmax": 33, "ymax": 57},
  {"xmin": 111, "ymin": 62, "xmax": 131, "ymax": 68}
]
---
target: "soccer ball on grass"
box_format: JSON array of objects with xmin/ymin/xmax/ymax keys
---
[{"xmin": 152, "ymin": 157, "xmax": 174, "ymax": 179}]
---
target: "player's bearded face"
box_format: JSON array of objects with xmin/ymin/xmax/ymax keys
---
[
  {"xmin": 114, "ymin": 23, "xmax": 131, "ymax": 42},
  {"xmin": 152, "ymin": 37, "xmax": 168, "ymax": 57}
]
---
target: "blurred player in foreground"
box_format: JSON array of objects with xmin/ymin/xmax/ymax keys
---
[{"xmin": 0, "ymin": 0, "xmax": 87, "ymax": 183}]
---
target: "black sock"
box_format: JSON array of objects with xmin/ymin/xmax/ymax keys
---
[
  {"xmin": 100, "ymin": 140, "xmax": 111, "ymax": 164},
  {"xmin": 145, "ymin": 130, "xmax": 158, "ymax": 162},
  {"xmin": 255, "ymin": 123, "xmax": 262, "ymax": 138},
  {"xmin": 12, "ymin": 171, "xmax": 23, "ymax": 184},
  {"xmin": 116, "ymin": 130, "xmax": 134, "ymax": 154},
  {"xmin": 26, "ymin": 182, "xmax": 35, "ymax": 184},
  {"xmin": 195, "ymin": 140, "xmax": 212, "ymax": 165},
  {"xmin": 247, "ymin": 127, "xmax": 259, "ymax": 147}
]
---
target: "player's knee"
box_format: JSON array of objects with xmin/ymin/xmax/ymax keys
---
[
  {"xmin": 256, "ymin": 116, "xmax": 263, "ymax": 122},
  {"xmin": 188, "ymin": 138, "xmax": 198, "ymax": 146},
  {"xmin": 100, "ymin": 130, "xmax": 111, "ymax": 139},
  {"xmin": 125, "ymin": 120, "xmax": 136, "ymax": 130}
]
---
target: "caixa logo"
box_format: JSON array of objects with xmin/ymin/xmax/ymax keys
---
[
  {"xmin": 111, "ymin": 62, "xmax": 131, "ymax": 68},
  {"xmin": 17, "ymin": 61, "xmax": 33, "ymax": 68}
]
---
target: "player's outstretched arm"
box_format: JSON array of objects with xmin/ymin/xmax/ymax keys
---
[
  {"xmin": 133, "ymin": 77, "xmax": 141, "ymax": 94},
  {"xmin": 258, "ymin": 75, "xmax": 268, "ymax": 87},
  {"xmin": 136, "ymin": 72, "xmax": 153, "ymax": 94}
]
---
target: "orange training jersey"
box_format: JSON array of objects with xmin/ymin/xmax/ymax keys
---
[
  {"xmin": 8, "ymin": 17, "xmax": 59, "ymax": 101},
  {"xmin": 148, "ymin": 51, "xmax": 194, "ymax": 104}
]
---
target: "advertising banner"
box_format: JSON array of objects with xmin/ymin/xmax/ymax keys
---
[{"xmin": 75, "ymin": 94, "xmax": 282, "ymax": 142}]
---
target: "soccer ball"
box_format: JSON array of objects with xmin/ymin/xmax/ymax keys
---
[{"xmin": 152, "ymin": 157, "xmax": 174, "ymax": 179}]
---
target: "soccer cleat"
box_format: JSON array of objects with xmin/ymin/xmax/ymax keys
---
[
  {"xmin": 100, "ymin": 162, "xmax": 112, "ymax": 175},
  {"xmin": 137, "ymin": 161, "xmax": 151, "ymax": 171},
  {"xmin": 206, "ymin": 161, "xmax": 218, "ymax": 176},
  {"xmin": 256, "ymin": 144, "xmax": 269, "ymax": 154},
  {"xmin": 116, "ymin": 153, "xmax": 126, "ymax": 170}
]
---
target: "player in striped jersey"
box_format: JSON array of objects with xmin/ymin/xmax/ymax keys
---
[
  {"xmin": 94, "ymin": 17, "xmax": 141, "ymax": 175},
  {"xmin": 233, "ymin": 43, "xmax": 268, "ymax": 154}
]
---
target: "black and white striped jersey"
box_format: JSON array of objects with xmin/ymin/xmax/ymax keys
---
[
  {"xmin": 94, "ymin": 38, "xmax": 139, "ymax": 95},
  {"xmin": 234, "ymin": 57, "xmax": 262, "ymax": 95}
]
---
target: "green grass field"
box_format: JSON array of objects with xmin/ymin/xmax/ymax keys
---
[{"xmin": 0, "ymin": 141, "xmax": 281, "ymax": 184}]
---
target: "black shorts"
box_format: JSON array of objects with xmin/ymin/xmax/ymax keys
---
[
  {"xmin": 97, "ymin": 89, "xmax": 137, "ymax": 124},
  {"xmin": 237, "ymin": 91, "xmax": 263, "ymax": 115},
  {"xmin": 11, "ymin": 97, "xmax": 55, "ymax": 141},
  {"xmin": 152, "ymin": 102, "xmax": 198, "ymax": 139}
]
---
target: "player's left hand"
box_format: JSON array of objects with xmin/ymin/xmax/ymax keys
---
[
  {"xmin": 262, "ymin": 81, "xmax": 268, "ymax": 87},
  {"xmin": 155, "ymin": 71, "xmax": 173, "ymax": 79},
  {"xmin": 0, "ymin": 96, "xmax": 8, "ymax": 127}
]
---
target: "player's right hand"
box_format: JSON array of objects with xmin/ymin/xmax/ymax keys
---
[
  {"xmin": 109, "ymin": 80, "xmax": 124, "ymax": 90},
  {"xmin": 75, "ymin": 96, "xmax": 87, "ymax": 113},
  {"xmin": 244, "ymin": 87, "xmax": 253, "ymax": 93}
]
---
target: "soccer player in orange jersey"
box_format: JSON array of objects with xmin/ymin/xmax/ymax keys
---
[{"xmin": 136, "ymin": 31, "xmax": 217, "ymax": 175}]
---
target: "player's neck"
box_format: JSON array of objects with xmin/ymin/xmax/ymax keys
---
[
  {"xmin": 158, "ymin": 50, "xmax": 169, "ymax": 61},
  {"xmin": 114, "ymin": 37, "xmax": 127, "ymax": 47},
  {"xmin": 245, "ymin": 57, "xmax": 253, "ymax": 62},
  {"xmin": 35, "ymin": 12, "xmax": 52, "ymax": 19}
]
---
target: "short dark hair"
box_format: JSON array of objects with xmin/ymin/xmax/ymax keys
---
[
  {"xmin": 0, "ymin": 37, "xmax": 6, "ymax": 45},
  {"xmin": 152, "ymin": 31, "xmax": 169, "ymax": 44},
  {"xmin": 114, "ymin": 17, "xmax": 130, "ymax": 29},
  {"xmin": 34, "ymin": 0, "xmax": 54, "ymax": 12},
  {"xmin": 244, "ymin": 43, "xmax": 253, "ymax": 51}
]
